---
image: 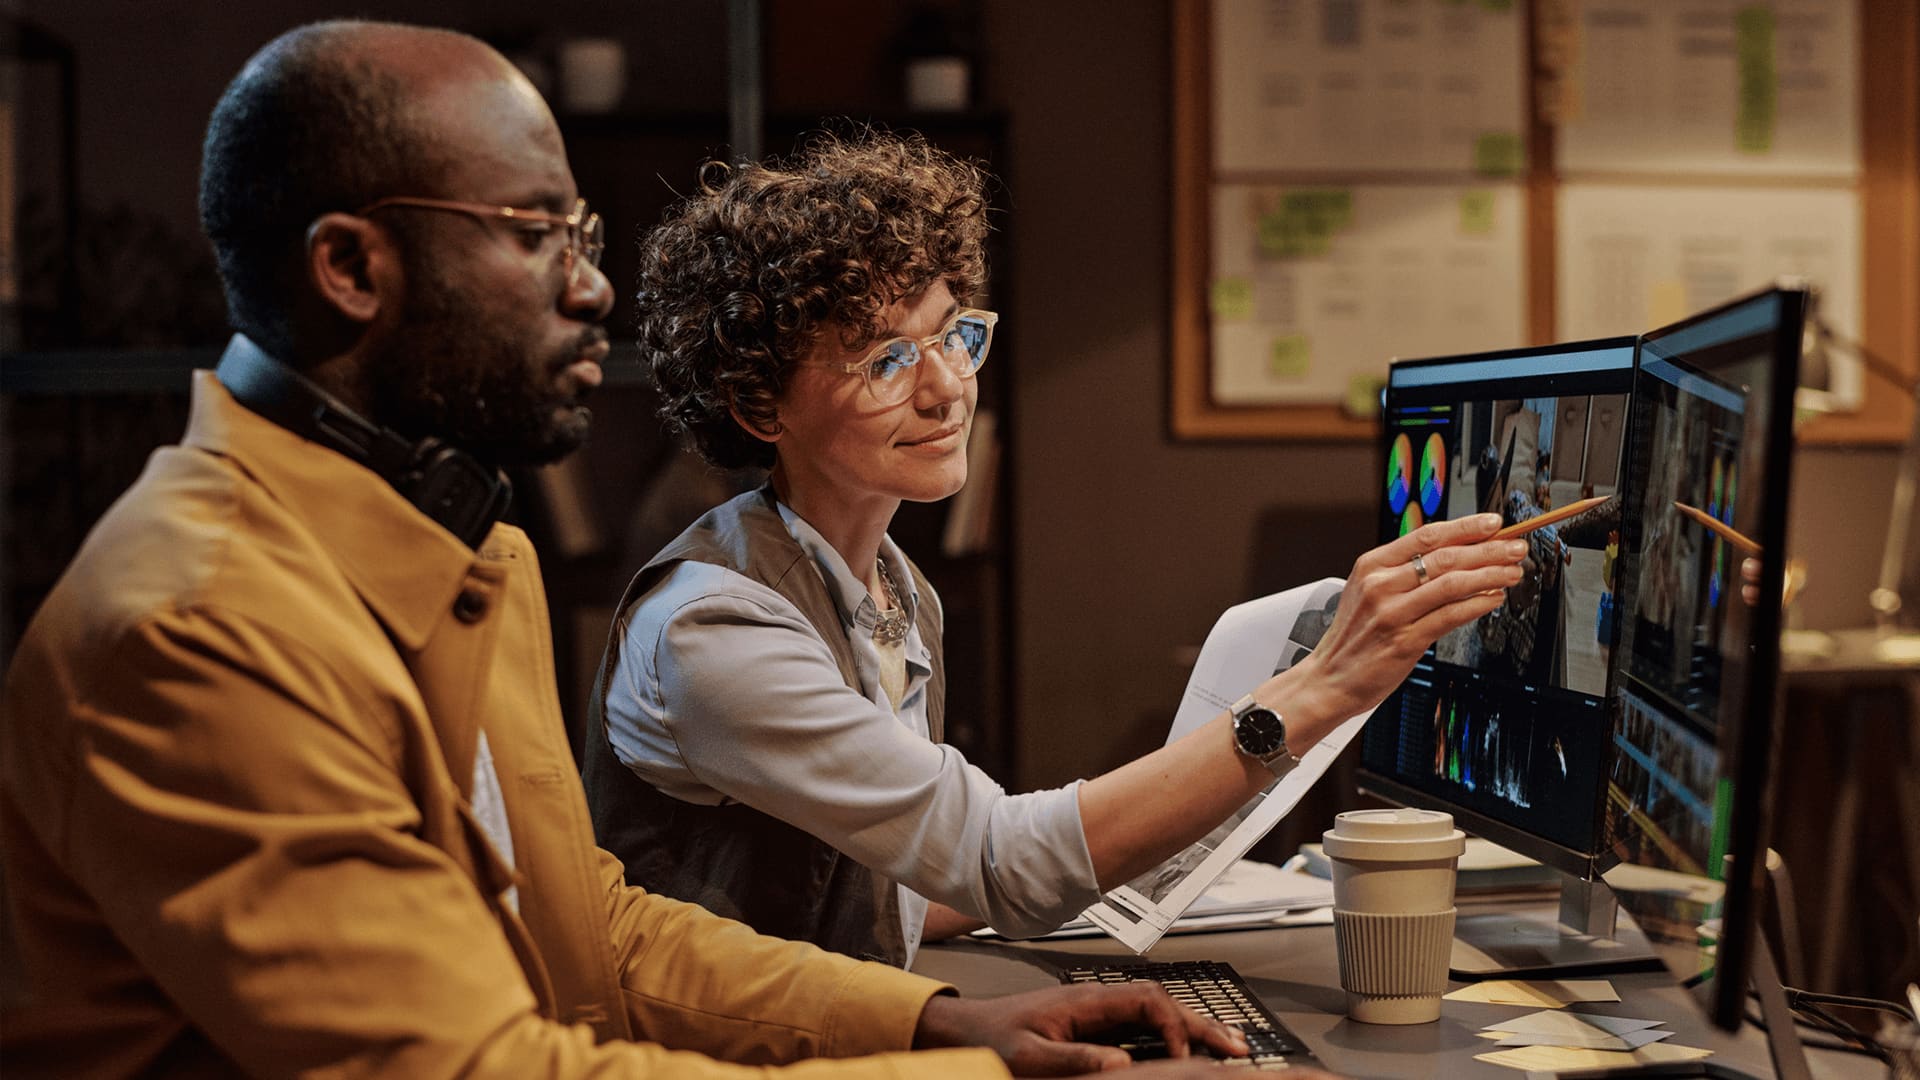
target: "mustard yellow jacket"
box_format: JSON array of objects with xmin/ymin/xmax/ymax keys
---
[{"xmin": 0, "ymin": 371, "xmax": 1006, "ymax": 1079}]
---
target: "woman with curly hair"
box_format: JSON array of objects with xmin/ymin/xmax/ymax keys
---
[{"xmin": 580, "ymin": 131, "xmax": 1525, "ymax": 967}]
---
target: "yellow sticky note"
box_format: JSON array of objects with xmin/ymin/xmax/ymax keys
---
[
  {"xmin": 1257, "ymin": 189, "xmax": 1352, "ymax": 258},
  {"xmin": 1446, "ymin": 979, "xmax": 1622, "ymax": 1008},
  {"xmin": 1210, "ymin": 278, "xmax": 1253, "ymax": 320},
  {"xmin": 1269, "ymin": 335, "xmax": 1311, "ymax": 379},
  {"xmin": 1475, "ymin": 1043, "xmax": 1713, "ymax": 1073},
  {"xmin": 1345, "ymin": 374, "xmax": 1384, "ymax": 418},
  {"xmin": 1735, "ymin": 6, "xmax": 1776, "ymax": 153},
  {"xmin": 1459, "ymin": 190, "xmax": 1496, "ymax": 235},
  {"xmin": 1450, "ymin": 982, "xmax": 1564, "ymax": 1008},
  {"xmin": 1473, "ymin": 132, "xmax": 1524, "ymax": 176}
]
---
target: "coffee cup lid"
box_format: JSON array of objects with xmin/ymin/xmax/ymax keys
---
[{"xmin": 1321, "ymin": 808, "xmax": 1466, "ymax": 862}]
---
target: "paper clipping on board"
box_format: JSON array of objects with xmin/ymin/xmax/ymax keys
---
[{"xmin": 1080, "ymin": 578, "xmax": 1372, "ymax": 954}]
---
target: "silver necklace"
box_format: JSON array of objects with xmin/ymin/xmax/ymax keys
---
[{"xmin": 873, "ymin": 559, "xmax": 910, "ymax": 646}]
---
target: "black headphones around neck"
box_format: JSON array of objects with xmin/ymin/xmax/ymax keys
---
[{"xmin": 215, "ymin": 340, "xmax": 512, "ymax": 549}]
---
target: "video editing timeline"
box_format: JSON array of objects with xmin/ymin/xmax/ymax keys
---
[{"xmin": 1362, "ymin": 340, "xmax": 1635, "ymax": 862}]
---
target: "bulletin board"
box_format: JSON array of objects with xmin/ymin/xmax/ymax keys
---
[{"xmin": 1171, "ymin": 0, "xmax": 1919, "ymax": 444}]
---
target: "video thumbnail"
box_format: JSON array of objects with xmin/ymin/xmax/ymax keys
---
[
  {"xmin": 1617, "ymin": 384, "xmax": 1749, "ymax": 723},
  {"xmin": 1385, "ymin": 394, "xmax": 1628, "ymax": 699}
]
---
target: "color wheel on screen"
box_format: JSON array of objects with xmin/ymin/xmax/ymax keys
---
[
  {"xmin": 1400, "ymin": 504, "xmax": 1424, "ymax": 537},
  {"xmin": 1419, "ymin": 433, "xmax": 1446, "ymax": 516},
  {"xmin": 1386, "ymin": 434, "xmax": 1413, "ymax": 514}
]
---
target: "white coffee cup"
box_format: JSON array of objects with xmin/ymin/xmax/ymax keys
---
[{"xmin": 1323, "ymin": 808, "xmax": 1465, "ymax": 1024}]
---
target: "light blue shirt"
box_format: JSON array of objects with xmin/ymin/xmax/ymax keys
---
[{"xmin": 605, "ymin": 501, "xmax": 1099, "ymax": 966}]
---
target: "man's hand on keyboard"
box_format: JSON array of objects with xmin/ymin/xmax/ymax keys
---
[
  {"xmin": 914, "ymin": 982, "xmax": 1247, "ymax": 1075},
  {"xmin": 1119, "ymin": 1065, "xmax": 1348, "ymax": 1077}
]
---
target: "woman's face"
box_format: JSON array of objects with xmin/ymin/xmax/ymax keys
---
[{"xmin": 763, "ymin": 280, "xmax": 978, "ymax": 514}]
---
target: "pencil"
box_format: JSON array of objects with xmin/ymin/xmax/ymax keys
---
[
  {"xmin": 1672, "ymin": 501, "xmax": 1762, "ymax": 554},
  {"xmin": 1491, "ymin": 495, "xmax": 1612, "ymax": 541}
]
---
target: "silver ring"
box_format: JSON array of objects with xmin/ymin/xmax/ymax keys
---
[{"xmin": 1410, "ymin": 552, "xmax": 1430, "ymax": 585}]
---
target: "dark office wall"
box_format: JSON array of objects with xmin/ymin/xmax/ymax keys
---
[
  {"xmin": 12, "ymin": 0, "xmax": 1907, "ymax": 794},
  {"xmin": 17, "ymin": 0, "xmax": 727, "ymax": 249},
  {"xmin": 977, "ymin": 1, "xmax": 1906, "ymax": 791}
]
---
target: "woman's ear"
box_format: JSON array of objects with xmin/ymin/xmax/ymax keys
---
[
  {"xmin": 305, "ymin": 212, "xmax": 396, "ymax": 325},
  {"xmin": 728, "ymin": 400, "xmax": 783, "ymax": 444}
]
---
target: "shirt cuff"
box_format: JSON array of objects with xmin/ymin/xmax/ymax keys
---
[{"xmin": 820, "ymin": 961, "xmax": 956, "ymax": 1059}]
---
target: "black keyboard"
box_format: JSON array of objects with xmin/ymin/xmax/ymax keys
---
[{"xmin": 1061, "ymin": 959, "xmax": 1322, "ymax": 1070}]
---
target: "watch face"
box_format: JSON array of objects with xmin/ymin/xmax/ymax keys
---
[{"xmin": 1235, "ymin": 707, "xmax": 1288, "ymax": 758}]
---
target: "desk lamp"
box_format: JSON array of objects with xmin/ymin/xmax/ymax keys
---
[{"xmin": 1801, "ymin": 310, "xmax": 1920, "ymax": 664}]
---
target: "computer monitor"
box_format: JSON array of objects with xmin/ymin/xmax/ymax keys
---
[
  {"xmin": 1602, "ymin": 283, "xmax": 1809, "ymax": 1033},
  {"xmin": 1360, "ymin": 337, "xmax": 1644, "ymax": 973}
]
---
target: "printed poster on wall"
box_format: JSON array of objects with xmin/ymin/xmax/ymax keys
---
[
  {"xmin": 1212, "ymin": 0, "xmax": 1528, "ymax": 175},
  {"xmin": 1210, "ymin": 183, "xmax": 1527, "ymax": 407},
  {"xmin": 1556, "ymin": 182, "xmax": 1862, "ymax": 407},
  {"xmin": 1556, "ymin": 0, "xmax": 1859, "ymax": 178}
]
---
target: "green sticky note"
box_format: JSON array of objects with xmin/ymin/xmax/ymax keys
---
[
  {"xmin": 1473, "ymin": 132, "xmax": 1524, "ymax": 176},
  {"xmin": 1736, "ymin": 6, "xmax": 1776, "ymax": 153},
  {"xmin": 1345, "ymin": 374, "xmax": 1385, "ymax": 418},
  {"xmin": 1282, "ymin": 189, "xmax": 1353, "ymax": 229},
  {"xmin": 1257, "ymin": 189, "xmax": 1352, "ymax": 258},
  {"xmin": 1268, "ymin": 335, "xmax": 1311, "ymax": 379},
  {"xmin": 1459, "ymin": 190, "xmax": 1496, "ymax": 234},
  {"xmin": 1210, "ymin": 277, "xmax": 1253, "ymax": 320},
  {"xmin": 1257, "ymin": 211, "xmax": 1324, "ymax": 258}
]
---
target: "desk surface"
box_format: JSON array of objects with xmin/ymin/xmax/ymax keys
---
[{"xmin": 913, "ymin": 902, "xmax": 1868, "ymax": 1079}]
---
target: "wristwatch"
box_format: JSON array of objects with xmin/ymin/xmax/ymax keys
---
[{"xmin": 1230, "ymin": 694, "xmax": 1302, "ymax": 777}]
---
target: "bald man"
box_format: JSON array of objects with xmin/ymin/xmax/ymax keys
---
[{"xmin": 0, "ymin": 21, "xmax": 1257, "ymax": 1079}]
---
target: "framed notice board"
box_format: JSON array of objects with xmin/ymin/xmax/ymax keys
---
[{"xmin": 1171, "ymin": 0, "xmax": 1919, "ymax": 445}]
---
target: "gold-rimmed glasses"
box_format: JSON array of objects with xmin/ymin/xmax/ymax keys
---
[
  {"xmin": 812, "ymin": 308, "xmax": 999, "ymax": 407},
  {"xmin": 355, "ymin": 195, "xmax": 605, "ymax": 287}
]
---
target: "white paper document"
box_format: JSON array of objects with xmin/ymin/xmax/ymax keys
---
[
  {"xmin": 1080, "ymin": 579, "xmax": 1369, "ymax": 953},
  {"xmin": 972, "ymin": 857, "xmax": 1335, "ymax": 943}
]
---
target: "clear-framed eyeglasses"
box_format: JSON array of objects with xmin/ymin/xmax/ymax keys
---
[
  {"xmin": 816, "ymin": 308, "xmax": 999, "ymax": 407},
  {"xmin": 355, "ymin": 195, "xmax": 606, "ymax": 287}
]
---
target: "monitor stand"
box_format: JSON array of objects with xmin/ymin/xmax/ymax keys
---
[{"xmin": 1450, "ymin": 871, "xmax": 1662, "ymax": 978}]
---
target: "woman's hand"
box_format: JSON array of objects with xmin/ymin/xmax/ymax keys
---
[{"xmin": 1292, "ymin": 513, "xmax": 1526, "ymax": 721}]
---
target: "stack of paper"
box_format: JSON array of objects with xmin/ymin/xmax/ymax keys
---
[
  {"xmin": 972, "ymin": 857, "xmax": 1333, "ymax": 942},
  {"xmin": 1470, "ymin": 1010, "xmax": 1714, "ymax": 1072}
]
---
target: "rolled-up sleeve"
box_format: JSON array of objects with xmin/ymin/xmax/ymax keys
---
[{"xmin": 604, "ymin": 563, "xmax": 1101, "ymax": 937}]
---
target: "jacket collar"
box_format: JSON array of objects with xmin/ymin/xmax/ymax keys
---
[{"xmin": 186, "ymin": 337, "xmax": 485, "ymax": 651}]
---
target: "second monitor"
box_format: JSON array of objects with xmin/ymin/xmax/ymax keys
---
[{"xmin": 1362, "ymin": 336, "xmax": 1647, "ymax": 974}]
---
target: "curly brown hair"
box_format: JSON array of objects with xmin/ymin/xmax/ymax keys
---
[{"xmin": 636, "ymin": 130, "xmax": 991, "ymax": 469}]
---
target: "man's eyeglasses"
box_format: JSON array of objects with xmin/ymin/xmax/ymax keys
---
[
  {"xmin": 813, "ymin": 309, "xmax": 999, "ymax": 407},
  {"xmin": 356, "ymin": 195, "xmax": 605, "ymax": 287}
]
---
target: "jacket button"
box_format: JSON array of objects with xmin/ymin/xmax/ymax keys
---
[{"xmin": 453, "ymin": 586, "xmax": 491, "ymax": 624}]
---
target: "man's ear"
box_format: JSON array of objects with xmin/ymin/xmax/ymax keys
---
[
  {"xmin": 305, "ymin": 212, "xmax": 396, "ymax": 325},
  {"xmin": 727, "ymin": 400, "xmax": 782, "ymax": 444}
]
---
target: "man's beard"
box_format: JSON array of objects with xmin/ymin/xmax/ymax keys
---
[{"xmin": 364, "ymin": 264, "xmax": 597, "ymax": 468}]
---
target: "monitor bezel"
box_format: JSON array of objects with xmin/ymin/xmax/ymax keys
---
[
  {"xmin": 1613, "ymin": 283, "xmax": 1806, "ymax": 1031},
  {"xmin": 1362, "ymin": 334, "xmax": 1638, "ymax": 881}
]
